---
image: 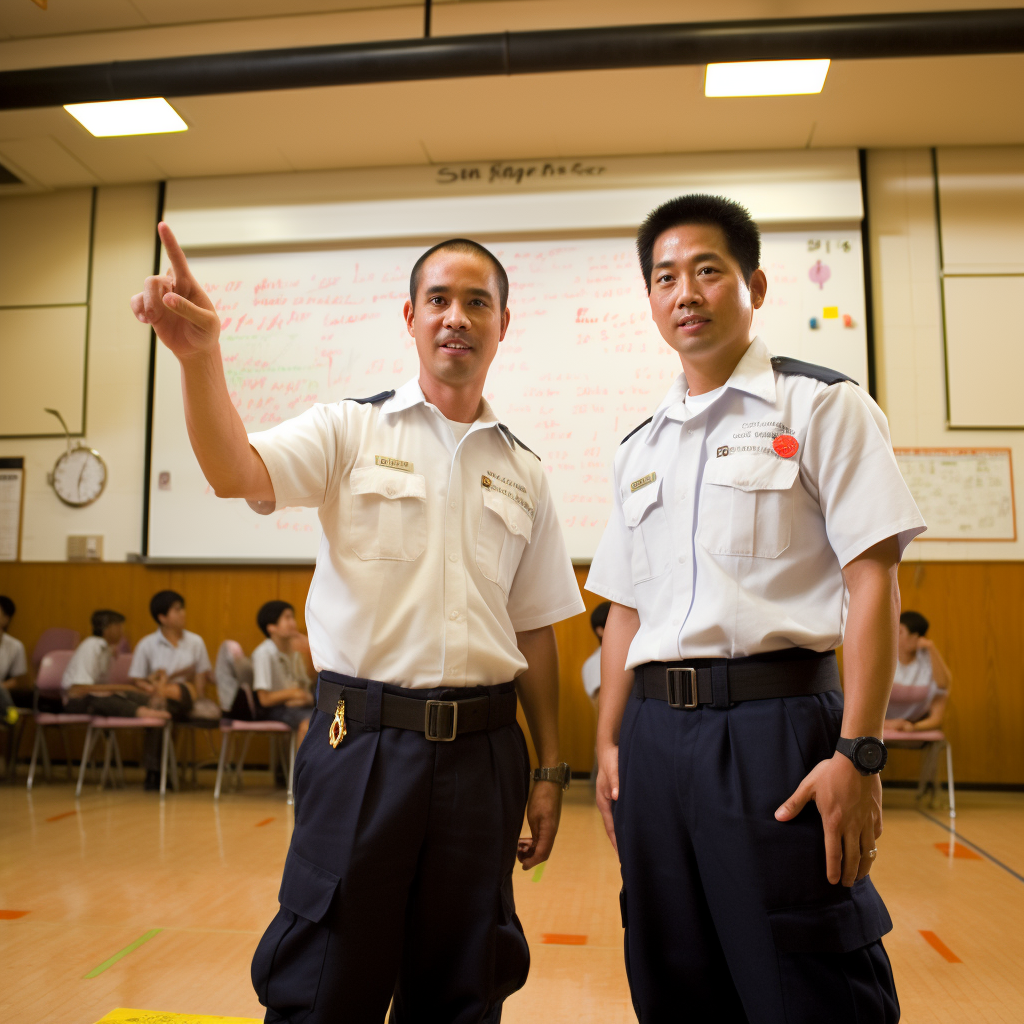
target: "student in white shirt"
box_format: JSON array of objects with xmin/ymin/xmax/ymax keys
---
[
  {"xmin": 129, "ymin": 589, "xmax": 212, "ymax": 711},
  {"xmin": 581, "ymin": 601, "xmax": 610, "ymax": 709},
  {"xmin": 0, "ymin": 595, "xmax": 27, "ymax": 725},
  {"xmin": 252, "ymin": 600, "xmax": 314, "ymax": 745},
  {"xmin": 885, "ymin": 611, "xmax": 951, "ymax": 732}
]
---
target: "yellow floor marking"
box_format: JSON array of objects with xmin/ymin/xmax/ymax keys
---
[{"xmin": 93, "ymin": 1010, "xmax": 262, "ymax": 1024}]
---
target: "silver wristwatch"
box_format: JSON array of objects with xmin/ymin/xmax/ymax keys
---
[{"xmin": 532, "ymin": 762, "xmax": 571, "ymax": 791}]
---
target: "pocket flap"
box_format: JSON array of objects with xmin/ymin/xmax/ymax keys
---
[
  {"xmin": 278, "ymin": 849, "xmax": 342, "ymax": 923},
  {"xmin": 704, "ymin": 454, "xmax": 799, "ymax": 492},
  {"xmin": 622, "ymin": 474, "xmax": 663, "ymax": 528},
  {"xmin": 482, "ymin": 487, "xmax": 534, "ymax": 542},
  {"xmin": 769, "ymin": 886, "xmax": 893, "ymax": 954},
  {"xmin": 350, "ymin": 465, "xmax": 426, "ymax": 501}
]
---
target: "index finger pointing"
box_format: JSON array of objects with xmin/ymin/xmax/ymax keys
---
[{"xmin": 158, "ymin": 221, "xmax": 192, "ymax": 280}]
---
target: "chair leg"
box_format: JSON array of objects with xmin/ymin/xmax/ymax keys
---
[
  {"xmin": 160, "ymin": 723, "xmax": 170, "ymax": 797},
  {"xmin": 99, "ymin": 731, "xmax": 114, "ymax": 790},
  {"xmin": 214, "ymin": 732, "xmax": 231, "ymax": 800},
  {"xmin": 41, "ymin": 727, "xmax": 53, "ymax": 781},
  {"xmin": 169, "ymin": 728, "xmax": 180, "ymax": 792},
  {"xmin": 945, "ymin": 742, "xmax": 956, "ymax": 819},
  {"xmin": 111, "ymin": 733, "xmax": 125, "ymax": 787},
  {"xmin": 27, "ymin": 726, "xmax": 43, "ymax": 791},
  {"xmin": 286, "ymin": 731, "xmax": 296, "ymax": 806},
  {"xmin": 59, "ymin": 726, "xmax": 73, "ymax": 780},
  {"xmin": 234, "ymin": 733, "xmax": 252, "ymax": 791},
  {"xmin": 76, "ymin": 725, "xmax": 96, "ymax": 799}
]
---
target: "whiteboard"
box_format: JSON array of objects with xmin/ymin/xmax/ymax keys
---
[
  {"xmin": 894, "ymin": 448, "xmax": 1017, "ymax": 541},
  {"xmin": 148, "ymin": 229, "xmax": 868, "ymax": 560}
]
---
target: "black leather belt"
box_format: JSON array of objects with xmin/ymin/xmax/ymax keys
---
[
  {"xmin": 636, "ymin": 649, "xmax": 840, "ymax": 709},
  {"xmin": 316, "ymin": 676, "xmax": 518, "ymax": 742}
]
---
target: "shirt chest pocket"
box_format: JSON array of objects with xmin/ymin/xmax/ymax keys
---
[
  {"xmin": 349, "ymin": 466, "xmax": 428, "ymax": 561},
  {"xmin": 697, "ymin": 455, "xmax": 799, "ymax": 559},
  {"xmin": 476, "ymin": 488, "xmax": 534, "ymax": 596},
  {"xmin": 622, "ymin": 475, "xmax": 669, "ymax": 583}
]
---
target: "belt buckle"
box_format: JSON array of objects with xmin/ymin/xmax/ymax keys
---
[
  {"xmin": 424, "ymin": 700, "xmax": 458, "ymax": 741},
  {"xmin": 665, "ymin": 668, "xmax": 698, "ymax": 710}
]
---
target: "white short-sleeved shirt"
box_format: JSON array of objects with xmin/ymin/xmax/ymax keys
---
[
  {"xmin": 252, "ymin": 637, "xmax": 311, "ymax": 693},
  {"xmin": 62, "ymin": 636, "xmax": 114, "ymax": 690},
  {"xmin": 887, "ymin": 649, "xmax": 943, "ymax": 721},
  {"xmin": 586, "ymin": 337, "xmax": 927, "ymax": 669},
  {"xmin": 0, "ymin": 633, "xmax": 27, "ymax": 682},
  {"xmin": 129, "ymin": 629, "xmax": 212, "ymax": 681},
  {"xmin": 581, "ymin": 647, "xmax": 602, "ymax": 698},
  {"xmin": 248, "ymin": 378, "xmax": 584, "ymax": 688}
]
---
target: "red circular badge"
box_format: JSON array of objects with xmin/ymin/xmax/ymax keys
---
[{"xmin": 773, "ymin": 434, "xmax": 799, "ymax": 459}]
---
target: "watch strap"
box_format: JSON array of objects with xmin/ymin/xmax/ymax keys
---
[{"xmin": 532, "ymin": 762, "xmax": 570, "ymax": 791}]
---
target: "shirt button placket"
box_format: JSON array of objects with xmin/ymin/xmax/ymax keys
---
[{"xmin": 443, "ymin": 462, "xmax": 469, "ymax": 685}]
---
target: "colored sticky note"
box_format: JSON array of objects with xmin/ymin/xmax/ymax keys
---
[
  {"xmin": 842, "ymin": 314, "xmax": 853, "ymax": 327},
  {"xmin": 809, "ymin": 318, "xmax": 819, "ymax": 329},
  {"xmin": 822, "ymin": 306, "xmax": 839, "ymax": 319}
]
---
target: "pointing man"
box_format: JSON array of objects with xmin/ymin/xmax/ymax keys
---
[
  {"xmin": 132, "ymin": 225, "xmax": 584, "ymax": 1023},
  {"xmin": 587, "ymin": 195, "xmax": 925, "ymax": 1023}
]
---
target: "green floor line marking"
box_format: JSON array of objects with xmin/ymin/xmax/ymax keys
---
[
  {"xmin": 84, "ymin": 929, "xmax": 162, "ymax": 979},
  {"xmin": 532, "ymin": 864, "xmax": 545, "ymax": 882}
]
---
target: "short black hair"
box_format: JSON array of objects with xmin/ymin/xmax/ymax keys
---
[
  {"xmin": 150, "ymin": 590, "xmax": 185, "ymax": 624},
  {"xmin": 409, "ymin": 238, "xmax": 509, "ymax": 310},
  {"xmin": 92, "ymin": 609, "xmax": 125, "ymax": 637},
  {"xmin": 636, "ymin": 194, "xmax": 761, "ymax": 290},
  {"xmin": 900, "ymin": 611, "xmax": 929, "ymax": 638},
  {"xmin": 590, "ymin": 601, "xmax": 611, "ymax": 634},
  {"xmin": 258, "ymin": 600, "xmax": 294, "ymax": 637},
  {"xmin": 0, "ymin": 596, "xmax": 14, "ymax": 619}
]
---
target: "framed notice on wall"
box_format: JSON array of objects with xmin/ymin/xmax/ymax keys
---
[
  {"xmin": 894, "ymin": 448, "xmax": 1016, "ymax": 541},
  {"xmin": 0, "ymin": 456, "xmax": 25, "ymax": 561}
]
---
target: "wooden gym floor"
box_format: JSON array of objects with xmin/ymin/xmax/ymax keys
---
[{"xmin": 1, "ymin": 777, "xmax": 1023, "ymax": 1024}]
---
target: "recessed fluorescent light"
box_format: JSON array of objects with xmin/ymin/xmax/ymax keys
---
[
  {"xmin": 705, "ymin": 59, "xmax": 830, "ymax": 97},
  {"xmin": 64, "ymin": 98, "xmax": 188, "ymax": 137}
]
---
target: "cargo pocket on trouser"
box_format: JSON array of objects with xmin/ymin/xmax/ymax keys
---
[
  {"xmin": 768, "ymin": 887, "xmax": 900, "ymax": 1024},
  {"xmin": 492, "ymin": 871, "xmax": 530, "ymax": 1005},
  {"xmin": 252, "ymin": 849, "xmax": 341, "ymax": 1014}
]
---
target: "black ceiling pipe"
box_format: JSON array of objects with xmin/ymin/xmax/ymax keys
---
[{"xmin": 1, "ymin": 7, "xmax": 1022, "ymax": 111}]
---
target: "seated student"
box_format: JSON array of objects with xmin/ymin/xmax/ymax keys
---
[
  {"xmin": 581, "ymin": 601, "xmax": 610, "ymax": 711},
  {"xmin": 0, "ymin": 595, "xmax": 27, "ymax": 725},
  {"xmin": 129, "ymin": 590, "xmax": 211, "ymax": 715},
  {"xmin": 252, "ymin": 600, "xmax": 314, "ymax": 747},
  {"xmin": 885, "ymin": 610, "xmax": 951, "ymax": 732}
]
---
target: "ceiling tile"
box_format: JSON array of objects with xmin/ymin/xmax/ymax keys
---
[{"xmin": 0, "ymin": 136, "xmax": 97, "ymax": 187}]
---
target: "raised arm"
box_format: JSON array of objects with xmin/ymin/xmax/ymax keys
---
[{"xmin": 131, "ymin": 222, "xmax": 273, "ymax": 501}]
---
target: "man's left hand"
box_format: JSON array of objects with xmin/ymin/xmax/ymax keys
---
[
  {"xmin": 775, "ymin": 753, "xmax": 882, "ymax": 886},
  {"xmin": 517, "ymin": 781, "xmax": 562, "ymax": 869}
]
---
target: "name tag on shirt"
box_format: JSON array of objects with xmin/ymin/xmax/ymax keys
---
[
  {"xmin": 375, "ymin": 456, "xmax": 414, "ymax": 473},
  {"xmin": 482, "ymin": 473, "xmax": 536, "ymax": 520},
  {"xmin": 630, "ymin": 472, "xmax": 657, "ymax": 493}
]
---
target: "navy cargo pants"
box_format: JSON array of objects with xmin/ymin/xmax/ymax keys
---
[
  {"xmin": 615, "ymin": 686, "xmax": 900, "ymax": 1024},
  {"xmin": 252, "ymin": 677, "xmax": 531, "ymax": 1024}
]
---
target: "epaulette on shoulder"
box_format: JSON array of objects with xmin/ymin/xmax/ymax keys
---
[
  {"xmin": 498, "ymin": 423, "xmax": 542, "ymax": 461},
  {"xmin": 620, "ymin": 416, "xmax": 653, "ymax": 445},
  {"xmin": 344, "ymin": 390, "xmax": 395, "ymax": 404},
  {"xmin": 771, "ymin": 356, "xmax": 857, "ymax": 387}
]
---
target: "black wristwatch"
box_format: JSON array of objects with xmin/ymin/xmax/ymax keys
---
[
  {"xmin": 835, "ymin": 736, "xmax": 887, "ymax": 775},
  {"xmin": 533, "ymin": 762, "xmax": 571, "ymax": 791}
]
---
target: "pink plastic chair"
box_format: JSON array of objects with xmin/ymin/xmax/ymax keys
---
[
  {"xmin": 883, "ymin": 727, "xmax": 955, "ymax": 818},
  {"xmin": 26, "ymin": 650, "xmax": 91, "ymax": 790},
  {"xmin": 214, "ymin": 640, "xmax": 295, "ymax": 804},
  {"xmin": 30, "ymin": 629, "xmax": 80, "ymax": 675}
]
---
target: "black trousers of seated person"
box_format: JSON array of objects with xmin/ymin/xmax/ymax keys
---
[
  {"xmin": 252, "ymin": 677, "xmax": 530, "ymax": 1024},
  {"xmin": 65, "ymin": 690, "xmax": 191, "ymax": 772},
  {"xmin": 615, "ymin": 686, "xmax": 900, "ymax": 1024}
]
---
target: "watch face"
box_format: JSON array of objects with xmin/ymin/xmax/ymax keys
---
[{"xmin": 857, "ymin": 740, "xmax": 886, "ymax": 772}]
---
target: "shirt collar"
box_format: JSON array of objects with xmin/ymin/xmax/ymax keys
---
[
  {"xmin": 383, "ymin": 378, "xmax": 502, "ymax": 434},
  {"xmin": 645, "ymin": 336, "xmax": 777, "ymax": 444}
]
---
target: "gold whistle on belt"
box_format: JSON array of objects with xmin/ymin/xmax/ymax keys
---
[{"xmin": 329, "ymin": 698, "xmax": 347, "ymax": 748}]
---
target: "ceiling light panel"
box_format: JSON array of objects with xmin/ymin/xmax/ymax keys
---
[
  {"xmin": 64, "ymin": 98, "xmax": 188, "ymax": 137},
  {"xmin": 705, "ymin": 59, "xmax": 830, "ymax": 97}
]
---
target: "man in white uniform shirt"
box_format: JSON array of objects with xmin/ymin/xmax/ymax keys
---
[
  {"xmin": 132, "ymin": 225, "xmax": 584, "ymax": 1024},
  {"xmin": 587, "ymin": 195, "xmax": 926, "ymax": 1024}
]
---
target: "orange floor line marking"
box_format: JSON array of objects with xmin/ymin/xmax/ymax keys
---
[
  {"xmin": 0, "ymin": 910, "xmax": 30, "ymax": 920},
  {"xmin": 255, "ymin": 818, "xmax": 275, "ymax": 827},
  {"xmin": 919, "ymin": 930, "xmax": 962, "ymax": 963},
  {"xmin": 933, "ymin": 842, "xmax": 982, "ymax": 860},
  {"xmin": 542, "ymin": 933, "xmax": 588, "ymax": 945},
  {"xmin": 46, "ymin": 810, "xmax": 77, "ymax": 822}
]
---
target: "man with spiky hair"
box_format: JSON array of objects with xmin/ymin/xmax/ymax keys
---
[
  {"xmin": 587, "ymin": 194, "xmax": 925, "ymax": 1023},
  {"xmin": 132, "ymin": 226, "xmax": 583, "ymax": 1023}
]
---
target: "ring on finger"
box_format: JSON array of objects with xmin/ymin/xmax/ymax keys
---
[{"xmin": 867, "ymin": 848, "xmax": 877, "ymax": 860}]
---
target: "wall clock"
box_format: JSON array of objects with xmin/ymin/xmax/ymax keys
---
[{"xmin": 45, "ymin": 408, "xmax": 107, "ymax": 508}]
